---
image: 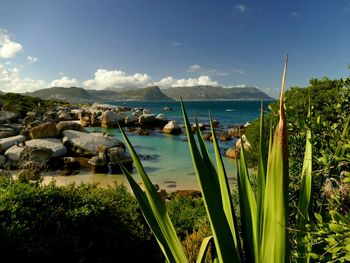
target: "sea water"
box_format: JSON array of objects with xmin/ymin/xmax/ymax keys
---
[{"xmin": 44, "ymin": 101, "xmax": 271, "ymax": 191}]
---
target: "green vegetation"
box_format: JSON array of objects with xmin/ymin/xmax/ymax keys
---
[
  {"xmin": 0, "ymin": 92, "xmax": 68, "ymax": 117},
  {"xmin": 0, "ymin": 179, "xmax": 162, "ymax": 263}
]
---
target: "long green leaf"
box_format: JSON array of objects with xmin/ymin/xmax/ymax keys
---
[
  {"xmin": 260, "ymin": 55, "xmax": 289, "ymax": 262},
  {"xmin": 119, "ymin": 126, "xmax": 188, "ymax": 262},
  {"xmin": 121, "ymin": 165, "xmax": 172, "ymax": 262},
  {"xmin": 181, "ymin": 101, "xmax": 240, "ymax": 263},
  {"xmin": 257, "ymin": 101, "xmax": 267, "ymax": 248},
  {"xmin": 209, "ymin": 115, "xmax": 243, "ymax": 261},
  {"xmin": 296, "ymin": 125, "xmax": 312, "ymax": 263},
  {"xmin": 196, "ymin": 236, "xmax": 214, "ymax": 263},
  {"xmin": 238, "ymin": 143, "xmax": 258, "ymax": 263}
]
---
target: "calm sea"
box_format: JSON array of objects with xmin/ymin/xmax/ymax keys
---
[{"xmin": 44, "ymin": 101, "xmax": 272, "ymax": 191}]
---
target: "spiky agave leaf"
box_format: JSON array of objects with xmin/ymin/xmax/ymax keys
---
[
  {"xmin": 237, "ymin": 141, "xmax": 258, "ymax": 262},
  {"xmin": 260, "ymin": 55, "xmax": 289, "ymax": 262},
  {"xmin": 257, "ymin": 101, "xmax": 267, "ymax": 248},
  {"xmin": 296, "ymin": 116, "xmax": 312, "ymax": 263},
  {"xmin": 119, "ymin": 126, "xmax": 188, "ymax": 263},
  {"xmin": 181, "ymin": 101, "xmax": 241, "ymax": 263}
]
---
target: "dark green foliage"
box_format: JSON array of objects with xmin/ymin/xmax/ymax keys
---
[
  {"xmin": 166, "ymin": 196, "xmax": 207, "ymax": 240},
  {"xmin": 0, "ymin": 178, "xmax": 162, "ymax": 263},
  {"xmin": 0, "ymin": 92, "xmax": 68, "ymax": 117}
]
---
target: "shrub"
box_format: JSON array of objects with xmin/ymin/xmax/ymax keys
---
[{"xmin": 0, "ymin": 178, "xmax": 162, "ymax": 263}]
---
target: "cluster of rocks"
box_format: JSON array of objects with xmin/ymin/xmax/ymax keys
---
[
  {"xmin": 0, "ymin": 105, "xmax": 134, "ymax": 177},
  {"xmin": 0, "ymin": 102, "xmax": 251, "ymax": 179}
]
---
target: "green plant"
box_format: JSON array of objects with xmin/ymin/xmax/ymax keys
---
[{"xmin": 120, "ymin": 57, "xmax": 316, "ymax": 262}]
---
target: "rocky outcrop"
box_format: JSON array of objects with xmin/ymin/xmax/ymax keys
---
[
  {"xmin": 163, "ymin": 121, "xmax": 182, "ymax": 135},
  {"xmin": 101, "ymin": 110, "xmax": 123, "ymax": 128},
  {"xmin": 0, "ymin": 135, "xmax": 26, "ymax": 153},
  {"xmin": 62, "ymin": 130, "xmax": 125, "ymax": 155},
  {"xmin": 29, "ymin": 122, "xmax": 59, "ymax": 139},
  {"xmin": 18, "ymin": 146, "xmax": 53, "ymax": 170},
  {"xmin": 4, "ymin": 138, "xmax": 67, "ymax": 167},
  {"xmin": 235, "ymin": 135, "xmax": 251, "ymax": 151},
  {"xmin": 0, "ymin": 111, "xmax": 19, "ymax": 124},
  {"xmin": 226, "ymin": 148, "xmax": 240, "ymax": 159},
  {"xmin": 56, "ymin": 121, "xmax": 86, "ymax": 135}
]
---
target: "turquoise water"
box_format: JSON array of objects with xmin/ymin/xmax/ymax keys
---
[{"xmin": 45, "ymin": 101, "xmax": 271, "ymax": 191}]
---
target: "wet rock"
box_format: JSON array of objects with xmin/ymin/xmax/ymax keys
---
[
  {"xmin": 108, "ymin": 147, "xmax": 133, "ymax": 173},
  {"xmin": 163, "ymin": 121, "xmax": 182, "ymax": 135},
  {"xmin": 138, "ymin": 114, "xmax": 156, "ymax": 124},
  {"xmin": 125, "ymin": 115, "xmax": 139, "ymax": 126},
  {"xmin": 61, "ymin": 157, "xmax": 80, "ymax": 176},
  {"xmin": 88, "ymin": 156, "xmax": 108, "ymax": 173},
  {"xmin": 30, "ymin": 122, "xmax": 59, "ymax": 139},
  {"xmin": 156, "ymin": 114, "xmax": 167, "ymax": 121},
  {"xmin": 135, "ymin": 128, "xmax": 151, "ymax": 136}
]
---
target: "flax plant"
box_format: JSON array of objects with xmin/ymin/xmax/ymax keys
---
[{"xmin": 120, "ymin": 56, "xmax": 313, "ymax": 262}]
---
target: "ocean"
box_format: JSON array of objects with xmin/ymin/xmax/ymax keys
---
[{"xmin": 44, "ymin": 100, "xmax": 272, "ymax": 191}]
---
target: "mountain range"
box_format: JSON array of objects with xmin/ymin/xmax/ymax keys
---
[{"xmin": 24, "ymin": 85, "xmax": 273, "ymax": 103}]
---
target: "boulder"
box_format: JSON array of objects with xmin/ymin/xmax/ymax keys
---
[
  {"xmin": 0, "ymin": 111, "xmax": 19, "ymax": 124},
  {"xmin": 30, "ymin": 122, "xmax": 59, "ymax": 139},
  {"xmin": 58, "ymin": 110, "xmax": 72, "ymax": 120},
  {"xmin": 235, "ymin": 135, "xmax": 251, "ymax": 151},
  {"xmin": 138, "ymin": 114, "xmax": 156, "ymax": 124},
  {"xmin": 108, "ymin": 147, "xmax": 133, "ymax": 173},
  {"xmin": 56, "ymin": 121, "xmax": 86, "ymax": 135},
  {"xmin": 26, "ymin": 138, "xmax": 67, "ymax": 158},
  {"xmin": 125, "ymin": 115, "xmax": 139, "ymax": 125},
  {"xmin": 18, "ymin": 146, "xmax": 53, "ymax": 170},
  {"xmin": 101, "ymin": 110, "xmax": 123, "ymax": 128},
  {"xmin": 0, "ymin": 155, "xmax": 6, "ymax": 167},
  {"xmin": 4, "ymin": 139, "xmax": 67, "ymax": 167},
  {"xmin": 133, "ymin": 109, "xmax": 143, "ymax": 117},
  {"xmin": 156, "ymin": 114, "xmax": 168, "ymax": 121},
  {"xmin": 0, "ymin": 135, "xmax": 26, "ymax": 153},
  {"xmin": 163, "ymin": 121, "xmax": 182, "ymax": 135},
  {"xmin": 226, "ymin": 148, "xmax": 240, "ymax": 159},
  {"xmin": 62, "ymin": 130, "xmax": 125, "ymax": 155},
  {"xmin": 88, "ymin": 156, "xmax": 108, "ymax": 173},
  {"xmin": 143, "ymin": 109, "xmax": 152, "ymax": 114},
  {"xmin": 227, "ymin": 127, "xmax": 240, "ymax": 138}
]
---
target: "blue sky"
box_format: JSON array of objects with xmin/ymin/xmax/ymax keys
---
[{"xmin": 0, "ymin": 0, "xmax": 349, "ymax": 97}]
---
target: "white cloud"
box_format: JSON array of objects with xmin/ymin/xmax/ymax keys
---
[
  {"xmin": 157, "ymin": 75, "xmax": 218, "ymax": 88},
  {"xmin": 50, "ymin": 76, "xmax": 80, "ymax": 87},
  {"xmin": 0, "ymin": 30, "xmax": 23, "ymax": 58},
  {"xmin": 235, "ymin": 4, "xmax": 247, "ymax": 14},
  {"xmin": 0, "ymin": 64, "xmax": 46, "ymax": 93},
  {"xmin": 187, "ymin": 64, "xmax": 202, "ymax": 73},
  {"xmin": 27, "ymin": 56, "xmax": 39, "ymax": 65},
  {"xmin": 83, "ymin": 69, "xmax": 153, "ymax": 90}
]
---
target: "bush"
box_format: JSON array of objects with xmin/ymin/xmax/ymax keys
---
[{"xmin": 0, "ymin": 178, "xmax": 162, "ymax": 262}]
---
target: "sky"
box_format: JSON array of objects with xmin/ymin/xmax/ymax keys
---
[{"xmin": 0, "ymin": 0, "xmax": 349, "ymax": 98}]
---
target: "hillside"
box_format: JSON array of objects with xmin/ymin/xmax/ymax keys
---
[
  {"xmin": 23, "ymin": 85, "xmax": 272, "ymax": 103},
  {"xmin": 26, "ymin": 86, "xmax": 174, "ymax": 103},
  {"xmin": 162, "ymin": 85, "xmax": 273, "ymax": 100},
  {"xmin": 26, "ymin": 87, "xmax": 94, "ymax": 103},
  {"xmin": 90, "ymin": 86, "xmax": 174, "ymax": 102}
]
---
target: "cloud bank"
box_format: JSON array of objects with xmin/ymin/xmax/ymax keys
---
[
  {"xmin": 50, "ymin": 76, "xmax": 80, "ymax": 87},
  {"xmin": 0, "ymin": 30, "xmax": 23, "ymax": 58}
]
